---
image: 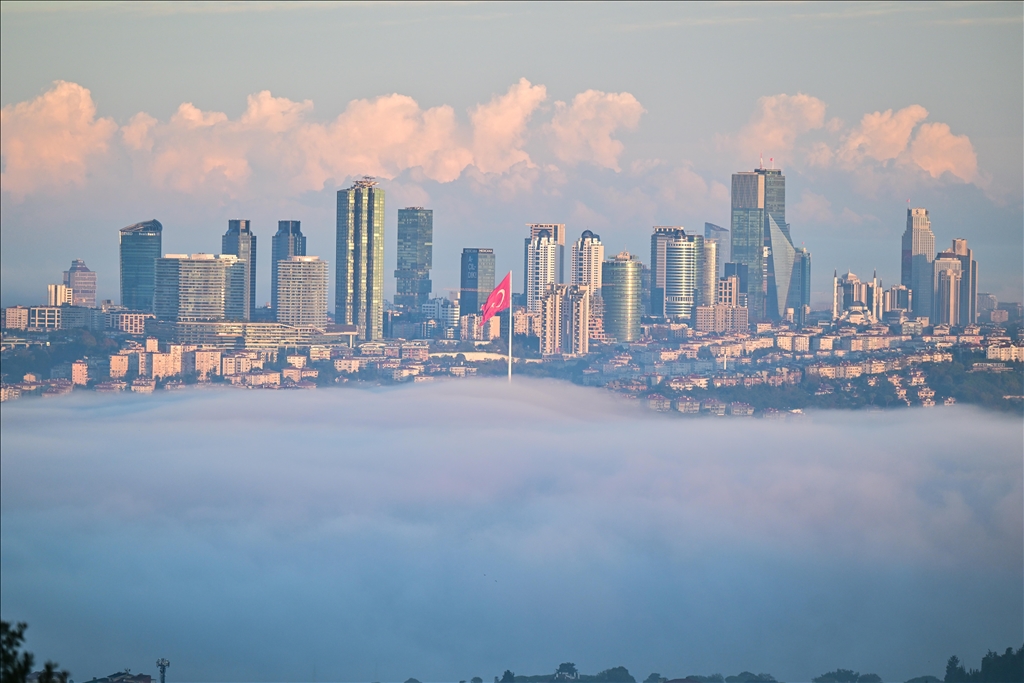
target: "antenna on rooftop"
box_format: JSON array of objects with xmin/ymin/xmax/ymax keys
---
[
  {"xmin": 156, "ymin": 659, "xmax": 170, "ymax": 683},
  {"xmin": 759, "ymin": 152, "xmax": 763, "ymax": 169}
]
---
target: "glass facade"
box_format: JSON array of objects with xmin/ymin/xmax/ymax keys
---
[
  {"xmin": 336, "ymin": 178, "xmax": 385, "ymax": 340},
  {"xmin": 119, "ymin": 220, "xmax": 163, "ymax": 311},
  {"xmin": 222, "ymin": 219, "xmax": 257, "ymax": 319},
  {"xmin": 704, "ymin": 222, "xmax": 730, "ymax": 270},
  {"xmin": 602, "ymin": 253, "xmax": 642, "ymax": 343},
  {"xmin": 271, "ymin": 221, "xmax": 306, "ymax": 313},
  {"xmin": 730, "ymin": 173, "xmax": 765, "ymax": 321},
  {"xmin": 394, "ymin": 208, "xmax": 433, "ymax": 310},
  {"xmin": 460, "ymin": 248, "xmax": 495, "ymax": 317},
  {"xmin": 64, "ymin": 259, "xmax": 97, "ymax": 308}
]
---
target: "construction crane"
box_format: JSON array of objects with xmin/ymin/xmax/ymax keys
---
[{"xmin": 156, "ymin": 659, "xmax": 170, "ymax": 683}]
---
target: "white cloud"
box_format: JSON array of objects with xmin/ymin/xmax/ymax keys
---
[
  {"xmin": 468, "ymin": 78, "xmax": 547, "ymax": 174},
  {"xmin": 721, "ymin": 93, "xmax": 828, "ymax": 165},
  {"xmin": 839, "ymin": 105, "xmax": 929, "ymax": 164},
  {"xmin": 547, "ymin": 90, "xmax": 645, "ymax": 171},
  {"xmin": 908, "ymin": 121, "xmax": 979, "ymax": 183}
]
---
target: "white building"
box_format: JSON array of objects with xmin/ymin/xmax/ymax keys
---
[{"xmin": 525, "ymin": 230, "xmax": 558, "ymax": 313}]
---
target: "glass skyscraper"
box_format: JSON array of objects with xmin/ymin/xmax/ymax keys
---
[
  {"xmin": 271, "ymin": 220, "xmax": 306, "ymax": 314},
  {"xmin": 222, "ymin": 219, "xmax": 257, "ymax": 319},
  {"xmin": 63, "ymin": 259, "xmax": 97, "ymax": 308},
  {"xmin": 119, "ymin": 219, "xmax": 163, "ymax": 311},
  {"xmin": 704, "ymin": 222, "xmax": 730, "ymax": 273},
  {"xmin": 336, "ymin": 178, "xmax": 385, "ymax": 341},
  {"xmin": 602, "ymin": 252, "xmax": 642, "ymax": 343},
  {"xmin": 394, "ymin": 207, "xmax": 433, "ymax": 311},
  {"xmin": 901, "ymin": 208, "xmax": 935, "ymax": 319},
  {"xmin": 460, "ymin": 248, "xmax": 495, "ymax": 317}
]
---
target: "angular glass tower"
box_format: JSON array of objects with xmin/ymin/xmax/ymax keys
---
[
  {"xmin": 394, "ymin": 207, "xmax": 433, "ymax": 310},
  {"xmin": 271, "ymin": 221, "xmax": 306, "ymax": 314},
  {"xmin": 336, "ymin": 178, "xmax": 385, "ymax": 341},
  {"xmin": 602, "ymin": 252, "xmax": 642, "ymax": 343},
  {"xmin": 730, "ymin": 173, "xmax": 765, "ymax": 321},
  {"xmin": 119, "ymin": 219, "xmax": 163, "ymax": 311},
  {"xmin": 222, "ymin": 219, "xmax": 257, "ymax": 319},
  {"xmin": 460, "ymin": 248, "xmax": 495, "ymax": 317}
]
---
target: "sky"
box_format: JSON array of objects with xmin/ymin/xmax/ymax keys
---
[
  {"xmin": 1, "ymin": 2, "xmax": 1022, "ymax": 310},
  {"xmin": 2, "ymin": 380, "xmax": 1022, "ymax": 681}
]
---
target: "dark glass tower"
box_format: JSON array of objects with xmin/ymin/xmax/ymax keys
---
[
  {"xmin": 119, "ymin": 219, "xmax": 163, "ymax": 311},
  {"xmin": 731, "ymin": 167, "xmax": 792, "ymax": 322},
  {"xmin": 394, "ymin": 207, "xmax": 433, "ymax": 310},
  {"xmin": 460, "ymin": 248, "xmax": 496, "ymax": 316},
  {"xmin": 336, "ymin": 178, "xmax": 385, "ymax": 340},
  {"xmin": 222, "ymin": 219, "xmax": 257, "ymax": 319},
  {"xmin": 271, "ymin": 221, "xmax": 306, "ymax": 314}
]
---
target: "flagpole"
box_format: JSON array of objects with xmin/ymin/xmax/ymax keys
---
[{"xmin": 508, "ymin": 271, "xmax": 513, "ymax": 383}]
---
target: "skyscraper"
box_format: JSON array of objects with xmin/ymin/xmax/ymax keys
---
[
  {"xmin": 932, "ymin": 251, "xmax": 963, "ymax": 326},
  {"xmin": 222, "ymin": 219, "xmax": 257, "ymax": 319},
  {"xmin": 704, "ymin": 222, "xmax": 730, "ymax": 272},
  {"xmin": 119, "ymin": 219, "xmax": 162, "ymax": 311},
  {"xmin": 901, "ymin": 208, "xmax": 935, "ymax": 319},
  {"xmin": 525, "ymin": 224, "xmax": 565, "ymax": 284},
  {"xmin": 460, "ymin": 248, "xmax": 495, "ymax": 317},
  {"xmin": 395, "ymin": 207, "xmax": 433, "ymax": 310},
  {"xmin": 951, "ymin": 238, "xmax": 978, "ymax": 324},
  {"xmin": 570, "ymin": 230, "xmax": 604, "ymax": 290},
  {"xmin": 63, "ymin": 259, "xmax": 97, "ymax": 308},
  {"xmin": 650, "ymin": 226, "xmax": 685, "ymax": 317},
  {"xmin": 47, "ymin": 284, "xmax": 73, "ymax": 306},
  {"xmin": 276, "ymin": 256, "xmax": 329, "ymax": 329},
  {"xmin": 336, "ymin": 178, "xmax": 385, "ymax": 341},
  {"xmin": 651, "ymin": 227, "xmax": 711, "ymax": 320},
  {"xmin": 525, "ymin": 230, "xmax": 558, "ymax": 313},
  {"xmin": 730, "ymin": 173, "xmax": 766, "ymax": 320},
  {"xmin": 154, "ymin": 254, "xmax": 246, "ymax": 322},
  {"xmin": 602, "ymin": 252, "xmax": 642, "ymax": 343},
  {"xmin": 539, "ymin": 284, "xmax": 590, "ymax": 357},
  {"xmin": 271, "ymin": 220, "xmax": 306, "ymax": 314},
  {"xmin": 791, "ymin": 248, "xmax": 812, "ymax": 324}
]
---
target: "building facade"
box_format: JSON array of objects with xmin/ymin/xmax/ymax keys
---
[
  {"xmin": 276, "ymin": 256, "xmax": 329, "ymax": 329},
  {"xmin": 525, "ymin": 223, "xmax": 565, "ymax": 284},
  {"xmin": 47, "ymin": 284, "xmax": 73, "ymax": 307},
  {"xmin": 154, "ymin": 254, "xmax": 247, "ymax": 322},
  {"xmin": 704, "ymin": 222, "xmax": 730, "ymax": 273},
  {"xmin": 394, "ymin": 207, "xmax": 433, "ymax": 311},
  {"xmin": 950, "ymin": 238, "xmax": 978, "ymax": 324},
  {"xmin": 570, "ymin": 230, "xmax": 604, "ymax": 290},
  {"xmin": 602, "ymin": 252, "xmax": 642, "ymax": 343},
  {"xmin": 222, "ymin": 219, "xmax": 257, "ymax": 319},
  {"xmin": 271, "ymin": 220, "xmax": 306, "ymax": 314},
  {"xmin": 120, "ymin": 220, "xmax": 163, "ymax": 311},
  {"xmin": 336, "ymin": 178, "xmax": 385, "ymax": 340},
  {"xmin": 539, "ymin": 284, "xmax": 590, "ymax": 357},
  {"xmin": 63, "ymin": 259, "xmax": 97, "ymax": 308},
  {"xmin": 932, "ymin": 251, "xmax": 963, "ymax": 326},
  {"xmin": 525, "ymin": 230, "xmax": 558, "ymax": 313},
  {"xmin": 901, "ymin": 208, "xmax": 935, "ymax": 319},
  {"xmin": 459, "ymin": 248, "xmax": 495, "ymax": 318}
]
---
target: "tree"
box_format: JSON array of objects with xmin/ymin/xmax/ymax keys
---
[
  {"xmin": 944, "ymin": 656, "xmax": 968, "ymax": 683},
  {"xmin": 1, "ymin": 621, "xmax": 34, "ymax": 683},
  {"xmin": 554, "ymin": 664, "xmax": 579, "ymax": 682},
  {"xmin": 37, "ymin": 661, "xmax": 69, "ymax": 683},
  {"xmin": 501, "ymin": 671, "xmax": 516, "ymax": 683}
]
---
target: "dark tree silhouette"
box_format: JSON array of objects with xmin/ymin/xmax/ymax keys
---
[{"xmin": 1, "ymin": 622, "xmax": 34, "ymax": 683}]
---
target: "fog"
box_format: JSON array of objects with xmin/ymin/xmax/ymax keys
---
[{"xmin": 1, "ymin": 379, "xmax": 1021, "ymax": 682}]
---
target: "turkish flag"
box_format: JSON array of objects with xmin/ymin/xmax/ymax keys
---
[{"xmin": 480, "ymin": 272, "xmax": 512, "ymax": 325}]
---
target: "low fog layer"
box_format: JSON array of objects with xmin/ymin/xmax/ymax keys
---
[{"xmin": 1, "ymin": 379, "xmax": 1021, "ymax": 682}]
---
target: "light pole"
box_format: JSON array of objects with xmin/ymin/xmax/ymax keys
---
[{"xmin": 156, "ymin": 659, "xmax": 170, "ymax": 683}]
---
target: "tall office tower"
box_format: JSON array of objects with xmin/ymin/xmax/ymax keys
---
[
  {"xmin": 525, "ymin": 230, "xmax": 558, "ymax": 313},
  {"xmin": 63, "ymin": 259, "xmax": 97, "ymax": 307},
  {"xmin": 701, "ymin": 239, "xmax": 717, "ymax": 312},
  {"xmin": 394, "ymin": 207, "xmax": 433, "ymax": 310},
  {"xmin": 119, "ymin": 219, "xmax": 162, "ymax": 311},
  {"xmin": 951, "ymin": 238, "xmax": 978, "ymax": 324},
  {"xmin": 901, "ymin": 208, "xmax": 935, "ymax": 318},
  {"xmin": 460, "ymin": 248, "xmax": 496, "ymax": 316},
  {"xmin": 932, "ymin": 251, "xmax": 963, "ymax": 325},
  {"xmin": 525, "ymin": 224, "xmax": 565, "ymax": 284},
  {"xmin": 47, "ymin": 284, "xmax": 73, "ymax": 306},
  {"xmin": 570, "ymin": 230, "xmax": 604, "ymax": 290},
  {"xmin": 154, "ymin": 254, "xmax": 247, "ymax": 322},
  {"xmin": 704, "ymin": 222, "xmax": 730, "ymax": 273},
  {"xmin": 602, "ymin": 252, "xmax": 642, "ymax": 343},
  {"xmin": 271, "ymin": 220, "xmax": 306, "ymax": 314},
  {"xmin": 650, "ymin": 226, "xmax": 685, "ymax": 316},
  {"xmin": 276, "ymin": 256, "xmax": 329, "ymax": 329},
  {"xmin": 222, "ymin": 219, "xmax": 257, "ymax": 320},
  {"xmin": 336, "ymin": 178, "xmax": 385, "ymax": 341},
  {"xmin": 539, "ymin": 284, "xmax": 590, "ymax": 356}
]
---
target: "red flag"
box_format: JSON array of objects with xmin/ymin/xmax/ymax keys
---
[{"xmin": 480, "ymin": 272, "xmax": 512, "ymax": 325}]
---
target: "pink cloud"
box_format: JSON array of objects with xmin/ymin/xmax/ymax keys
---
[
  {"xmin": 908, "ymin": 121, "xmax": 979, "ymax": 183},
  {"xmin": 724, "ymin": 93, "xmax": 827, "ymax": 164},
  {"xmin": 839, "ymin": 105, "xmax": 929, "ymax": 163},
  {"xmin": 469, "ymin": 78, "xmax": 547, "ymax": 174},
  {"xmin": 0, "ymin": 81, "xmax": 117, "ymax": 200},
  {"xmin": 547, "ymin": 90, "xmax": 645, "ymax": 171}
]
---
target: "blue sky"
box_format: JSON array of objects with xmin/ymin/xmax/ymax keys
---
[{"xmin": 1, "ymin": 2, "xmax": 1021, "ymax": 307}]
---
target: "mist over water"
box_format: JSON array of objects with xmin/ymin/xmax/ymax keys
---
[{"xmin": 1, "ymin": 379, "xmax": 1021, "ymax": 682}]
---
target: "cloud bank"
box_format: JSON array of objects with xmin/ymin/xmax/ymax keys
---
[{"xmin": 1, "ymin": 380, "xmax": 1020, "ymax": 682}]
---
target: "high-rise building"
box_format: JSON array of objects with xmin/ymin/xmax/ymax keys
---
[
  {"xmin": 460, "ymin": 248, "xmax": 496, "ymax": 317},
  {"xmin": 570, "ymin": 230, "xmax": 604, "ymax": 290},
  {"xmin": 422, "ymin": 296, "xmax": 460, "ymax": 332},
  {"xmin": 336, "ymin": 178, "xmax": 385, "ymax": 341},
  {"xmin": 701, "ymin": 239, "xmax": 718, "ymax": 313},
  {"xmin": 951, "ymin": 238, "xmax": 978, "ymax": 324},
  {"xmin": 63, "ymin": 259, "xmax": 97, "ymax": 308},
  {"xmin": 276, "ymin": 256, "xmax": 329, "ymax": 329},
  {"xmin": 790, "ymin": 248, "xmax": 812, "ymax": 324},
  {"xmin": 47, "ymin": 284, "xmax": 73, "ymax": 307},
  {"xmin": 901, "ymin": 208, "xmax": 935, "ymax": 319},
  {"xmin": 932, "ymin": 251, "xmax": 963, "ymax": 326},
  {"xmin": 525, "ymin": 230, "xmax": 558, "ymax": 313},
  {"xmin": 154, "ymin": 254, "xmax": 247, "ymax": 322},
  {"xmin": 539, "ymin": 284, "xmax": 590, "ymax": 356},
  {"xmin": 525, "ymin": 224, "xmax": 565, "ymax": 285},
  {"xmin": 222, "ymin": 219, "xmax": 257, "ymax": 320},
  {"xmin": 602, "ymin": 252, "xmax": 642, "ymax": 343},
  {"xmin": 271, "ymin": 220, "xmax": 306, "ymax": 314},
  {"xmin": 119, "ymin": 219, "xmax": 162, "ymax": 311},
  {"xmin": 650, "ymin": 226, "xmax": 684, "ymax": 317},
  {"xmin": 394, "ymin": 207, "xmax": 433, "ymax": 310},
  {"xmin": 651, "ymin": 227, "xmax": 712, "ymax": 320},
  {"xmin": 704, "ymin": 222, "xmax": 730, "ymax": 273}
]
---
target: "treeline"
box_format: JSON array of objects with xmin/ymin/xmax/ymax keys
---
[{"xmin": 944, "ymin": 647, "xmax": 1023, "ymax": 683}]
